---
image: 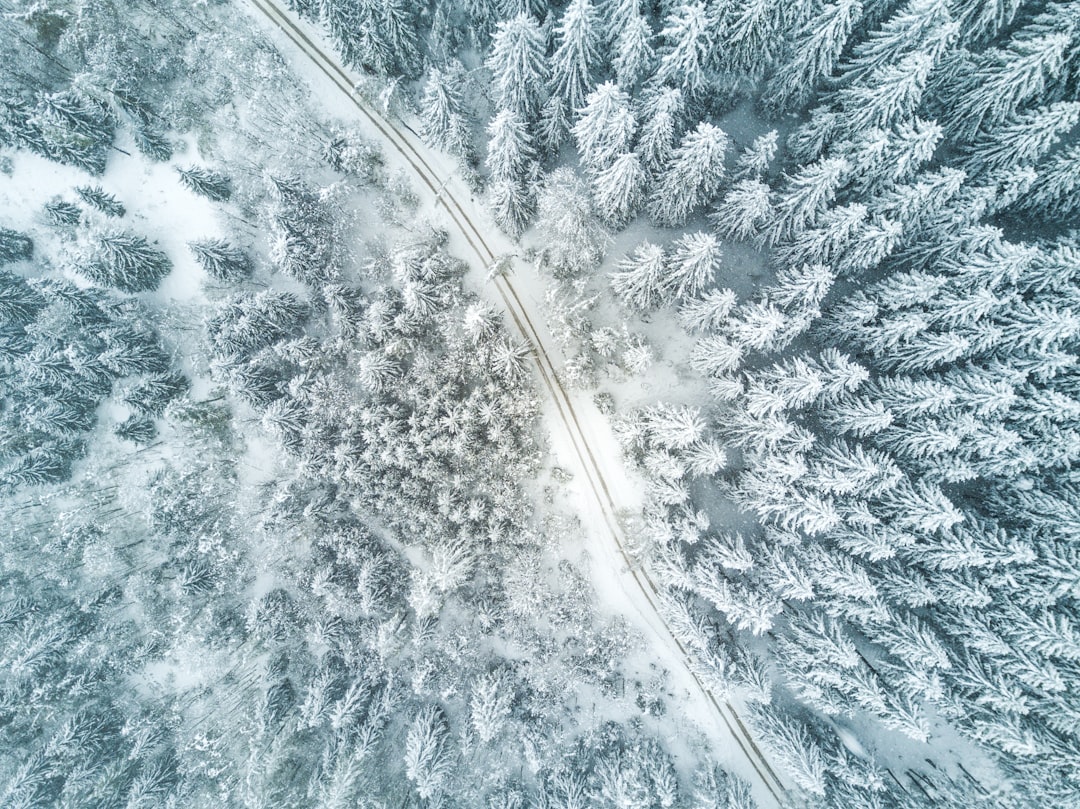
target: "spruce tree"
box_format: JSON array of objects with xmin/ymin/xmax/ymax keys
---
[
  {"xmin": 76, "ymin": 185, "xmax": 126, "ymax": 217},
  {"xmin": 612, "ymin": 12, "xmax": 654, "ymax": 90},
  {"xmin": 176, "ymin": 166, "xmax": 232, "ymax": 202},
  {"xmin": 666, "ymin": 232, "xmax": 722, "ymax": 301},
  {"xmin": 572, "ymin": 82, "xmax": 635, "ymax": 173},
  {"xmin": 610, "ymin": 241, "xmax": 666, "ymax": 311},
  {"xmin": 78, "ymin": 232, "xmax": 172, "ymax": 293},
  {"xmin": 550, "ymin": 0, "xmax": 601, "ymax": 114},
  {"xmin": 656, "ymin": 1, "xmax": 714, "ymax": 98},
  {"xmin": 591, "ymin": 151, "xmax": 646, "ymax": 225},
  {"xmin": 636, "ymin": 87, "xmax": 685, "ymax": 176},
  {"xmin": 764, "ymin": 0, "xmax": 863, "ymax": 112},
  {"xmin": 188, "ymin": 239, "xmax": 253, "ymax": 281},
  {"xmin": 486, "ymin": 108, "xmax": 535, "ymax": 183},
  {"xmin": 486, "ymin": 13, "xmax": 549, "ymax": 123},
  {"xmin": 648, "ymin": 122, "xmax": 729, "ymax": 227},
  {"xmin": 0, "ymin": 228, "xmax": 33, "ymax": 266},
  {"xmin": 420, "ymin": 61, "xmax": 471, "ymax": 157}
]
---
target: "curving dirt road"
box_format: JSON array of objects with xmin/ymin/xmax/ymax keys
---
[{"xmin": 244, "ymin": 0, "xmax": 789, "ymax": 803}]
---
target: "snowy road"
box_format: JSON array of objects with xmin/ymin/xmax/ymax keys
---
[{"xmin": 244, "ymin": 1, "xmax": 788, "ymax": 802}]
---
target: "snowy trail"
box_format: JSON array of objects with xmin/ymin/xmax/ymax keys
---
[{"xmin": 244, "ymin": 1, "xmax": 788, "ymax": 802}]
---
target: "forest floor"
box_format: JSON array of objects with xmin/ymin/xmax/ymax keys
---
[{"xmin": 242, "ymin": 0, "xmax": 789, "ymax": 803}]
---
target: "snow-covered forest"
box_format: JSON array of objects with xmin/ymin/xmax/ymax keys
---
[{"xmin": 1, "ymin": 0, "xmax": 1079, "ymax": 806}]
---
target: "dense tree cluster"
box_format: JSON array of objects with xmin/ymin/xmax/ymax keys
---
[
  {"xmin": 593, "ymin": 1, "xmax": 1080, "ymax": 805},
  {"xmin": 0, "ymin": 270, "xmax": 180, "ymax": 491}
]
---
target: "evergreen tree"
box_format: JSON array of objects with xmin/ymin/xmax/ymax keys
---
[
  {"xmin": 711, "ymin": 179, "xmax": 772, "ymax": 241},
  {"xmin": 648, "ymin": 122, "xmax": 729, "ymax": 227},
  {"xmin": 840, "ymin": 0, "xmax": 956, "ymax": 82},
  {"xmin": 612, "ymin": 11, "xmax": 655, "ymax": 90},
  {"xmin": 77, "ymin": 231, "xmax": 172, "ymax": 293},
  {"xmin": 76, "ymin": 185, "xmax": 126, "ymax": 217},
  {"xmin": 1015, "ymin": 142, "xmax": 1080, "ymax": 220},
  {"xmin": 550, "ymin": 0, "xmax": 602, "ymax": 114},
  {"xmin": 733, "ymin": 130, "xmax": 778, "ymax": 180},
  {"xmin": 832, "ymin": 51, "xmax": 934, "ymax": 133},
  {"xmin": 636, "ymin": 87, "xmax": 684, "ymax": 176},
  {"xmin": 765, "ymin": 0, "xmax": 863, "ymax": 113},
  {"xmin": 486, "ymin": 13, "xmax": 549, "ymax": 123},
  {"xmin": 420, "ymin": 61, "xmax": 471, "ymax": 157},
  {"xmin": 487, "ymin": 177, "xmax": 534, "ymax": 236},
  {"xmin": 176, "ymin": 166, "xmax": 232, "ymax": 202},
  {"xmin": 591, "ymin": 151, "xmax": 646, "ymax": 225},
  {"xmin": 656, "ymin": 1, "xmax": 714, "ymax": 98},
  {"xmin": 534, "ymin": 93, "xmax": 569, "ymax": 155},
  {"xmin": 0, "ymin": 228, "xmax": 33, "ymax": 266},
  {"xmin": 486, "ymin": 108, "xmax": 535, "ymax": 183},
  {"xmin": 666, "ymin": 232, "xmax": 722, "ymax": 301},
  {"xmin": 572, "ymin": 82, "xmax": 636, "ymax": 172},
  {"xmin": 961, "ymin": 102, "xmax": 1080, "ymax": 180},
  {"xmin": 939, "ymin": 28, "xmax": 1073, "ymax": 140},
  {"xmin": 404, "ymin": 705, "xmax": 452, "ymax": 800},
  {"xmin": 679, "ymin": 287, "xmax": 737, "ymax": 333},
  {"xmin": 188, "ymin": 239, "xmax": 253, "ymax": 281},
  {"xmin": 610, "ymin": 241, "xmax": 666, "ymax": 311},
  {"xmin": 43, "ymin": 199, "xmax": 82, "ymax": 226},
  {"xmin": 714, "ymin": 0, "xmax": 793, "ymax": 84},
  {"xmin": 535, "ymin": 168, "xmax": 610, "ymax": 274},
  {"xmin": 760, "ymin": 157, "xmax": 850, "ymax": 245}
]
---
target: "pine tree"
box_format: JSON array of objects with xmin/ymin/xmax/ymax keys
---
[
  {"xmin": 656, "ymin": 1, "xmax": 714, "ymax": 98},
  {"xmin": 962, "ymin": 102, "xmax": 1080, "ymax": 181},
  {"xmin": 486, "ymin": 108, "xmax": 535, "ymax": 182},
  {"xmin": 591, "ymin": 151, "xmax": 646, "ymax": 225},
  {"xmin": 188, "ymin": 239, "xmax": 253, "ymax": 281},
  {"xmin": 760, "ymin": 157, "xmax": 850, "ymax": 245},
  {"xmin": 765, "ymin": 0, "xmax": 862, "ymax": 112},
  {"xmin": 649, "ymin": 122, "xmax": 729, "ymax": 227},
  {"xmin": 0, "ymin": 270, "xmax": 45, "ymax": 324},
  {"xmin": 43, "ymin": 199, "xmax": 82, "ymax": 226},
  {"xmin": 420, "ymin": 61, "xmax": 471, "ymax": 157},
  {"xmin": 832, "ymin": 51, "xmax": 934, "ymax": 133},
  {"xmin": 1015, "ymin": 142, "xmax": 1080, "ymax": 219},
  {"xmin": 75, "ymin": 185, "xmax": 126, "ymax": 217},
  {"xmin": 666, "ymin": 232, "xmax": 722, "ymax": 301},
  {"xmin": 846, "ymin": 118, "xmax": 943, "ymax": 197},
  {"xmin": 535, "ymin": 168, "xmax": 610, "ymax": 274},
  {"xmin": 379, "ymin": 0, "xmax": 421, "ymax": 76},
  {"xmin": 572, "ymin": 82, "xmax": 636, "ymax": 172},
  {"xmin": 941, "ymin": 29, "xmax": 1073, "ymax": 140},
  {"xmin": 612, "ymin": 12, "xmax": 654, "ymax": 90},
  {"xmin": 733, "ymin": 130, "xmax": 778, "ymax": 180},
  {"xmin": 486, "ymin": 13, "xmax": 549, "ymax": 123},
  {"xmin": 470, "ymin": 670, "xmax": 513, "ymax": 743},
  {"xmin": 0, "ymin": 228, "xmax": 33, "ymax": 266},
  {"xmin": 487, "ymin": 177, "xmax": 534, "ymax": 236},
  {"xmin": 679, "ymin": 287, "xmax": 737, "ymax": 333},
  {"xmin": 610, "ymin": 241, "xmax": 666, "ymax": 311},
  {"xmin": 952, "ymin": 0, "xmax": 1026, "ymax": 45},
  {"xmin": 404, "ymin": 705, "xmax": 452, "ymax": 800},
  {"xmin": 322, "ymin": 0, "xmax": 383, "ymax": 72},
  {"xmin": 77, "ymin": 232, "xmax": 172, "ymax": 293},
  {"xmin": 636, "ymin": 87, "xmax": 684, "ymax": 176},
  {"xmin": 711, "ymin": 179, "xmax": 772, "ymax": 241},
  {"xmin": 840, "ymin": 0, "xmax": 956, "ymax": 82},
  {"xmin": 176, "ymin": 166, "xmax": 231, "ymax": 202},
  {"xmin": 714, "ymin": 0, "xmax": 792, "ymax": 83},
  {"xmin": 550, "ymin": 0, "xmax": 601, "ymax": 114}
]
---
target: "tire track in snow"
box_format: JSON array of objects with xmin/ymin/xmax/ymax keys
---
[{"xmin": 244, "ymin": 0, "xmax": 788, "ymax": 801}]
